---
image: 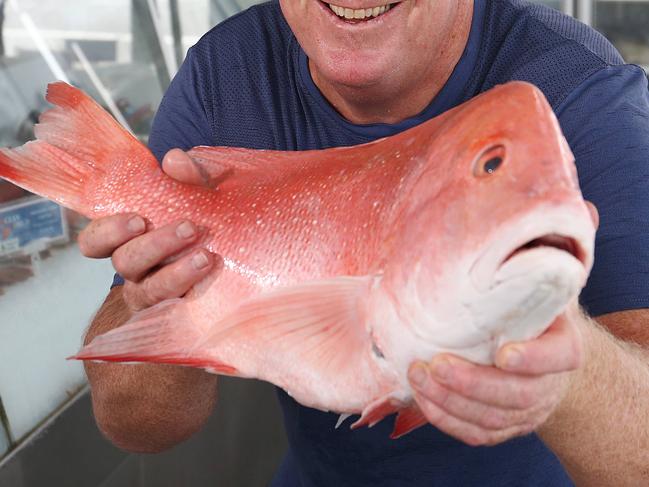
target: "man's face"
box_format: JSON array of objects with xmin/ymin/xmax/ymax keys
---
[{"xmin": 279, "ymin": 0, "xmax": 457, "ymax": 89}]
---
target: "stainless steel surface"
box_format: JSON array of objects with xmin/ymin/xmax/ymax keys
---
[{"xmin": 0, "ymin": 378, "xmax": 287, "ymax": 487}]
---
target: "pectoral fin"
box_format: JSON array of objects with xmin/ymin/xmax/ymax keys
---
[
  {"xmin": 206, "ymin": 277, "xmax": 378, "ymax": 393},
  {"xmin": 74, "ymin": 276, "xmax": 382, "ymax": 413}
]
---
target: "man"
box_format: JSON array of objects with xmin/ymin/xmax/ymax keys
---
[{"xmin": 79, "ymin": 1, "xmax": 649, "ymax": 485}]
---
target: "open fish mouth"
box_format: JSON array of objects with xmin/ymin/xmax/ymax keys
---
[
  {"xmin": 469, "ymin": 209, "xmax": 596, "ymax": 294},
  {"xmin": 501, "ymin": 234, "xmax": 585, "ymax": 268}
]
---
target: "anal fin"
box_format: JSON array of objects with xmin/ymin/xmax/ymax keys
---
[
  {"xmin": 350, "ymin": 398, "xmax": 428, "ymax": 439},
  {"xmin": 391, "ymin": 404, "xmax": 428, "ymax": 439},
  {"xmin": 351, "ymin": 395, "xmax": 403, "ymax": 430}
]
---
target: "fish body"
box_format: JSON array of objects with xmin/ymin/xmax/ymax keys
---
[{"xmin": 0, "ymin": 82, "xmax": 595, "ymax": 437}]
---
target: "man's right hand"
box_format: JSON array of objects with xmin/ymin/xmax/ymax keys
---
[
  {"xmin": 79, "ymin": 149, "xmax": 220, "ymax": 454},
  {"xmin": 78, "ymin": 149, "xmax": 219, "ymax": 312}
]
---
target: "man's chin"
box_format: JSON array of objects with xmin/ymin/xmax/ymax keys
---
[{"xmin": 312, "ymin": 55, "xmax": 396, "ymax": 91}]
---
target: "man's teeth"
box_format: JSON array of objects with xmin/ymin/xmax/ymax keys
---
[{"xmin": 328, "ymin": 3, "xmax": 392, "ymax": 20}]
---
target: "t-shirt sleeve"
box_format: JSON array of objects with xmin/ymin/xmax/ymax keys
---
[
  {"xmin": 557, "ymin": 64, "xmax": 649, "ymax": 317},
  {"xmin": 111, "ymin": 48, "xmax": 214, "ymax": 288}
]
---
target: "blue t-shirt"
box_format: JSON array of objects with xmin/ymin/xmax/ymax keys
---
[{"xmin": 120, "ymin": 0, "xmax": 649, "ymax": 485}]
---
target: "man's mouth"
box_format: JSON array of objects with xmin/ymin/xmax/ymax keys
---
[{"xmin": 326, "ymin": 2, "xmax": 400, "ymax": 21}]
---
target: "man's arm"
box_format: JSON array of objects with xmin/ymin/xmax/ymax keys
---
[
  {"xmin": 539, "ymin": 310, "xmax": 649, "ymax": 486},
  {"xmin": 84, "ymin": 286, "xmax": 218, "ymax": 453}
]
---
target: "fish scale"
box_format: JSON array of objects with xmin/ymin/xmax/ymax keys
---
[{"xmin": 0, "ymin": 81, "xmax": 595, "ymax": 438}]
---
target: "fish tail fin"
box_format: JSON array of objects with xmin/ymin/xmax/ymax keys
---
[
  {"xmin": 0, "ymin": 82, "xmax": 159, "ymax": 217},
  {"xmin": 70, "ymin": 299, "xmax": 237, "ymax": 375}
]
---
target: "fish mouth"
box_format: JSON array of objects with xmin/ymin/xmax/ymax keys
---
[
  {"xmin": 469, "ymin": 207, "xmax": 595, "ymax": 293},
  {"xmin": 501, "ymin": 234, "xmax": 585, "ymax": 268}
]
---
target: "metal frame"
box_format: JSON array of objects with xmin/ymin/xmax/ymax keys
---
[
  {"xmin": 575, "ymin": 0, "xmax": 594, "ymax": 25},
  {"xmin": 0, "ymin": 396, "xmax": 13, "ymax": 452},
  {"xmin": 131, "ymin": 0, "xmax": 172, "ymax": 89},
  {"xmin": 0, "ymin": 0, "xmax": 6, "ymax": 57},
  {"xmin": 169, "ymin": 0, "xmax": 183, "ymax": 68}
]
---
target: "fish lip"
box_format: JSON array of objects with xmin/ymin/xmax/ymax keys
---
[{"xmin": 469, "ymin": 207, "xmax": 595, "ymax": 293}]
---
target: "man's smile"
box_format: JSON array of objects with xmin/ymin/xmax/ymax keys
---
[{"xmin": 319, "ymin": 1, "xmax": 404, "ymax": 23}]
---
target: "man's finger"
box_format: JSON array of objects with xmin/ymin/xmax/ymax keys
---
[
  {"xmin": 111, "ymin": 220, "xmax": 201, "ymax": 282},
  {"xmin": 495, "ymin": 316, "xmax": 583, "ymax": 375},
  {"xmin": 410, "ymin": 370, "xmax": 530, "ymax": 430},
  {"xmin": 78, "ymin": 213, "xmax": 146, "ymax": 258},
  {"xmin": 162, "ymin": 149, "xmax": 210, "ymax": 186},
  {"xmin": 409, "ymin": 359, "xmax": 547, "ymax": 410},
  {"xmin": 413, "ymin": 391, "xmax": 533, "ymax": 447},
  {"xmin": 124, "ymin": 250, "xmax": 220, "ymax": 311}
]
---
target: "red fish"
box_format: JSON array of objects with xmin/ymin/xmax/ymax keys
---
[{"xmin": 0, "ymin": 82, "xmax": 595, "ymax": 438}]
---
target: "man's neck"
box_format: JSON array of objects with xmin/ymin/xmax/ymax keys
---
[{"xmin": 309, "ymin": 2, "xmax": 474, "ymax": 125}]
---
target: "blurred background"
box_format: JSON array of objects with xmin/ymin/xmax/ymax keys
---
[{"xmin": 0, "ymin": 1, "xmax": 647, "ymax": 486}]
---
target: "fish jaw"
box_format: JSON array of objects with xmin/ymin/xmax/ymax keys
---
[{"xmin": 461, "ymin": 246, "xmax": 584, "ymax": 363}]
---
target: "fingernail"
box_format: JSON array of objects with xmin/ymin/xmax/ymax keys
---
[
  {"xmin": 504, "ymin": 348, "xmax": 523, "ymax": 369},
  {"xmin": 432, "ymin": 359, "xmax": 452, "ymax": 383},
  {"xmin": 408, "ymin": 363, "xmax": 428, "ymax": 388},
  {"xmin": 176, "ymin": 221, "xmax": 195, "ymax": 239},
  {"xmin": 127, "ymin": 216, "xmax": 145, "ymax": 234},
  {"xmin": 192, "ymin": 251, "xmax": 209, "ymax": 270}
]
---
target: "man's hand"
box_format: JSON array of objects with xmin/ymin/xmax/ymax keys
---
[
  {"xmin": 78, "ymin": 149, "xmax": 219, "ymax": 311},
  {"xmin": 405, "ymin": 201, "xmax": 599, "ymax": 447},
  {"xmin": 407, "ymin": 303, "xmax": 585, "ymax": 447}
]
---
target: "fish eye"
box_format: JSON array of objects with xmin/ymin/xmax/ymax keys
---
[
  {"xmin": 473, "ymin": 145, "xmax": 506, "ymax": 178},
  {"xmin": 484, "ymin": 156, "xmax": 503, "ymax": 173}
]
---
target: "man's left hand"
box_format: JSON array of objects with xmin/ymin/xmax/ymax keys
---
[{"xmin": 407, "ymin": 302, "xmax": 585, "ymax": 446}]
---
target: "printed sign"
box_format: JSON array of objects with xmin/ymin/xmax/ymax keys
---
[{"xmin": 0, "ymin": 196, "xmax": 69, "ymax": 257}]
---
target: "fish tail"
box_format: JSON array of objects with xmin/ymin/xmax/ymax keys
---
[
  {"xmin": 70, "ymin": 298, "xmax": 237, "ymax": 375},
  {"xmin": 0, "ymin": 82, "xmax": 159, "ymax": 217},
  {"xmin": 0, "ymin": 142, "xmax": 90, "ymax": 212}
]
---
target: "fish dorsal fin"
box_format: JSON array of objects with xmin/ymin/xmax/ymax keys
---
[
  {"xmin": 186, "ymin": 143, "xmax": 374, "ymax": 185},
  {"xmin": 74, "ymin": 276, "xmax": 382, "ymax": 412},
  {"xmin": 186, "ymin": 146, "xmax": 271, "ymax": 184}
]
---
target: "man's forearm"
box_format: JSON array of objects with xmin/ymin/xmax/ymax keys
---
[
  {"xmin": 84, "ymin": 287, "xmax": 218, "ymax": 453},
  {"xmin": 539, "ymin": 316, "xmax": 649, "ymax": 486}
]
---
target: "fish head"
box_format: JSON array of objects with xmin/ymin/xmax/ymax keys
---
[{"xmin": 381, "ymin": 82, "xmax": 596, "ymax": 363}]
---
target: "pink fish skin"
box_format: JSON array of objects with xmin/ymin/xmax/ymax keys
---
[{"xmin": 0, "ymin": 81, "xmax": 595, "ymax": 438}]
